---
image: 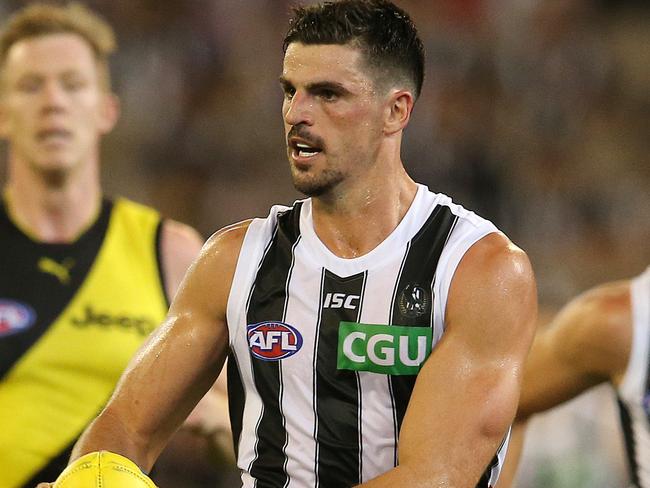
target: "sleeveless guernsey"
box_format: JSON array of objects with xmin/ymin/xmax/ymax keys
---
[
  {"xmin": 226, "ymin": 184, "xmax": 508, "ymax": 488},
  {"xmin": 0, "ymin": 198, "xmax": 168, "ymax": 488},
  {"xmin": 617, "ymin": 267, "xmax": 650, "ymax": 488}
]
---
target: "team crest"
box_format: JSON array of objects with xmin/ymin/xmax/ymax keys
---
[
  {"xmin": 247, "ymin": 321, "xmax": 303, "ymax": 361},
  {"xmin": 0, "ymin": 299, "xmax": 36, "ymax": 337},
  {"xmin": 398, "ymin": 283, "xmax": 431, "ymax": 318}
]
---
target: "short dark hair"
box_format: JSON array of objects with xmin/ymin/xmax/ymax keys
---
[{"xmin": 283, "ymin": 0, "xmax": 424, "ymax": 99}]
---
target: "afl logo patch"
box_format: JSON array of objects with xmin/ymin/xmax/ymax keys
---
[
  {"xmin": 247, "ymin": 321, "xmax": 303, "ymax": 361},
  {"xmin": 0, "ymin": 299, "xmax": 36, "ymax": 337},
  {"xmin": 398, "ymin": 283, "xmax": 431, "ymax": 318}
]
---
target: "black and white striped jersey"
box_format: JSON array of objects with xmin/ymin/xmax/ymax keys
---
[
  {"xmin": 617, "ymin": 266, "xmax": 650, "ymax": 488},
  {"xmin": 226, "ymin": 184, "xmax": 506, "ymax": 487}
]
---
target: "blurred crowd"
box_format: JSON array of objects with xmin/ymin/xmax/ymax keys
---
[{"xmin": 0, "ymin": 0, "xmax": 648, "ymax": 486}]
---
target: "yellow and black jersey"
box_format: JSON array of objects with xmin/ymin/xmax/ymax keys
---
[{"xmin": 0, "ymin": 197, "xmax": 169, "ymax": 488}]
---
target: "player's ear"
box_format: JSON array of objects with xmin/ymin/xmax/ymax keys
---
[
  {"xmin": 384, "ymin": 89, "xmax": 414, "ymax": 136},
  {"xmin": 97, "ymin": 92, "xmax": 120, "ymax": 135}
]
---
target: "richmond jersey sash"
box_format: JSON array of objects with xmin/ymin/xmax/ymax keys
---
[
  {"xmin": 0, "ymin": 198, "xmax": 167, "ymax": 488},
  {"xmin": 226, "ymin": 185, "xmax": 508, "ymax": 487}
]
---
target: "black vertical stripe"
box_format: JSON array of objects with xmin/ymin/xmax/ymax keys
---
[
  {"xmin": 315, "ymin": 269, "xmax": 366, "ymax": 487},
  {"xmin": 227, "ymin": 351, "xmax": 246, "ymax": 460},
  {"xmin": 475, "ymin": 453, "xmax": 499, "ymax": 488},
  {"xmin": 387, "ymin": 243, "xmax": 410, "ymax": 467},
  {"xmin": 388, "ymin": 206, "xmax": 458, "ymax": 449},
  {"xmin": 617, "ymin": 396, "xmax": 640, "ymax": 487},
  {"xmin": 247, "ymin": 204, "xmax": 302, "ymax": 488},
  {"xmin": 154, "ymin": 220, "xmax": 171, "ymax": 308}
]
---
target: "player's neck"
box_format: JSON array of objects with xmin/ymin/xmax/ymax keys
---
[
  {"xmin": 3, "ymin": 162, "xmax": 102, "ymax": 243},
  {"xmin": 311, "ymin": 167, "xmax": 417, "ymax": 259}
]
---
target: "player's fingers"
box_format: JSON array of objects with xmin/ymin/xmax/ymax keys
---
[{"xmin": 35, "ymin": 483, "xmax": 52, "ymax": 488}]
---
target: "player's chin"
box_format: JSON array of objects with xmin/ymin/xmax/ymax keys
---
[{"xmin": 291, "ymin": 173, "xmax": 326, "ymax": 197}]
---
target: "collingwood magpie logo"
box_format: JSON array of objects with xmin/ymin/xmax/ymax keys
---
[{"xmin": 398, "ymin": 283, "xmax": 430, "ymax": 318}]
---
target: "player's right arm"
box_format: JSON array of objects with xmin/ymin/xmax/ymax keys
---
[
  {"xmin": 516, "ymin": 280, "xmax": 632, "ymax": 420},
  {"xmin": 68, "ymin": 220, "xmax": 252, "ymax": 473}
]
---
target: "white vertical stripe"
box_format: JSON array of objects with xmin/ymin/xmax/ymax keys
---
[
  {"xmin": 433, "ymin": 217, "xmax": 497, "ymax": 335},
  {"xmin": 281, "ymin": 243, "xmax": 321, "ymax": 488},
  {"xmin": 357, "ymin": 262, "xmax": 405, "ymax": 481},
  {"xmin": 619, "ymin": 267, "xmax": 650, "ymax": 487},
  {"xmin": 630, "ymin": 403, "xmax": 650, "ymax": 487}
]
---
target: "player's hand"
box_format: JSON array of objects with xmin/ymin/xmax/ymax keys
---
[{"xmin": 35, "ymin": 483, "xmax": 52, "ymax": 487}]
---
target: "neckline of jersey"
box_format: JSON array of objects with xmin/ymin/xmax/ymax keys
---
[{"xmin": 299, "ymin": 184, "xmax": 431, "ymax": 275}]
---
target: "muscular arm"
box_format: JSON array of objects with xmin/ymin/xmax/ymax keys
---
[
  {"xmin": 516, "ymin": 280, "xmax": 632, "ymax": 420},
  {"xmin": 359, "ymin": 233, "xmax": 537, "ymax": 487},
  {"xmin": 70, "ymin": 221, "xmax": 251, "ymax": 472},
  {"xmin": 160, "ymin": 219, "xmax": 234, "ymax": 460}
]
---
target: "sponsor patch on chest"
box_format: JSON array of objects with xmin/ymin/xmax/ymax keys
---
[
  {"xmin": 0, "ymin": 299, "xmax": 37, "ymax": 337},
  {"xmin": 247, "ymin": 321, "xmax": 303, "ymax": 361},
  {"xmin": 337, "ymin": 322, "xmax": 432, "ymax": 375}
]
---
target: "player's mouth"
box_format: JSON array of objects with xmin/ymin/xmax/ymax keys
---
[
  {"xmin": 289, "ymin": 138, "xmax": 323, "ymax": 164},
  {"xmin": 36, "ymin": 128, "xmax": 73, "ymax": 146}
]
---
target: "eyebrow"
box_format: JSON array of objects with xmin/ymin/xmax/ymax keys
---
[{"xmin": 279, "ymin": 76, "xmax": 351, "ymax": 96}]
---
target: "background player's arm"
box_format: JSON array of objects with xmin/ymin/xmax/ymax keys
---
[
  {"xmin": 69, "ymin": 221, "xmax": 250, "ymax": 472},
  {"xmin": 359, "ymin": 233, "xmax": 537, "ymax": 487},
  {"xmin": 495, "ymin": 281, "xmax": 632, "ymax": 488},
  {"xmin": 160, "ymin": 219, "xmax": 205, "ymax": 300},
  {"xmin": 516, "ymin": 281, "xmax": 631, "ymax": 420}
]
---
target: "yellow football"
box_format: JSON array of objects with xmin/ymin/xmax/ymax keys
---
[{"xmin": 53, "ymin": 451, "xmax": 157, "ymax": 488}]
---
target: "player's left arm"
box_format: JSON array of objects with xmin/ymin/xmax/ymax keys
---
[{"xmin": 359, "ymin": 232, "xmax": 537, "ymax": 487}]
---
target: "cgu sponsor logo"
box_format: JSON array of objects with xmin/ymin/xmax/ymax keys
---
[
  {"xmin": 0, "ymin": 299, "xmax": 36, "ymax": 337},
  {"xmin": 337, "ymin": 322, "xmax": 432, "ymax": 375},
  {"xmin": 70, "ymin": 305, "xmax": 157, "ymax": 336},
  {"xmin": 323, "ymin": 292, "xmax": 360, "ymax": 310},
  {"xmin": 247, "ymin": 321, "xmax": 303, "ymax": 361}
]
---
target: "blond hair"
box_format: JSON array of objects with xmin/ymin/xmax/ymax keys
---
[{"xmin": 0, "ymin": 2, "xmax": 116, "ymax": 89}]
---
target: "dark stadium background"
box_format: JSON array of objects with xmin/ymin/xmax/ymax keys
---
[{"xmin": 0, "ymin": 1, "xmax": 647, "ymax": 486}]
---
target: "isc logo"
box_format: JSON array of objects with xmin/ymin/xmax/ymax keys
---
[
  {"xmin": 247, "ymin": 321, "xmax": 303, "ymax": 361},
  {"xmin": 323, "ymin": 292, "xmax": 360, "ymax": 309}
]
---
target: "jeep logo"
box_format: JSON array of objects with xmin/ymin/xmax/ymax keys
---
[
  {"xmin": 337, "ymin": 322, "xmax": 432, "ymax": 375},
  {"xmin": 71, "ymin": 305, "xmax": 156, "ymax": 336}
]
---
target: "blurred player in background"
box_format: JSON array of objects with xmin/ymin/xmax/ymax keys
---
[
  {"xmin": 497, "ymin": 266, "xmax": 649, "ymax": 488},
  {"xmin": 0, "ymin": 3, "xmax": 230, "ymax": 487}
]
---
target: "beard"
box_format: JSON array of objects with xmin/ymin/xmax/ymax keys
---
[{"xmin": 289, "ymin": 162, "xmax": 345, "ymax": 197}]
